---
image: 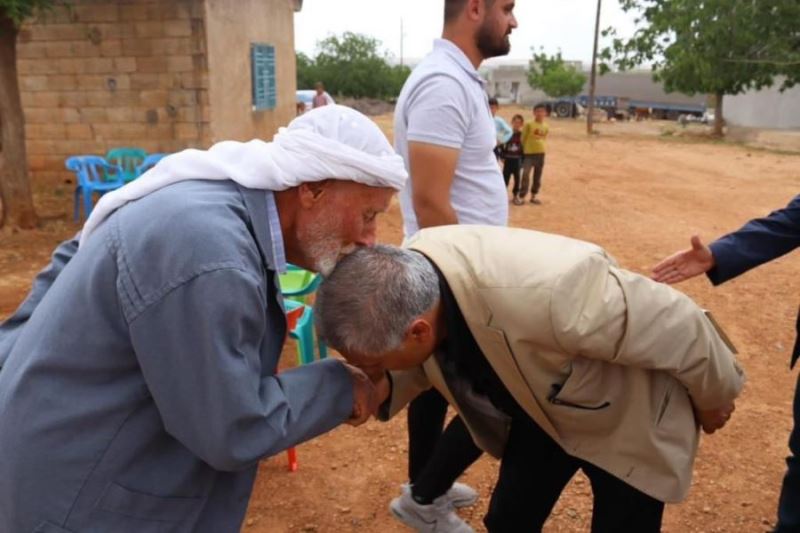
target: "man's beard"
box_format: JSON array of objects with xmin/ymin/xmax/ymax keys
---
[
  {"xmin": 298, "ymin": 210, "xmax": 355, "ymax": 276},
  {"xmin": 476, "ymin": 22, "xmax": 511, "ymax": 59}
]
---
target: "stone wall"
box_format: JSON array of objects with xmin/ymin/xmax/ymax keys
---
[{"xmin": 16, "ymin": 0, "xmax": 211, "ymax": 187}]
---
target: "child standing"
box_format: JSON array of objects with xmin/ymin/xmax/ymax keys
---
[
  {"xmin": 503, "ymin": 114, "xmax": 525, "ymax": 204},
  {"xmin": 489, "ymin": 97, "xmax": 512, "ymax": 161},
  {"xmin": 520, "ymin": 104, "xmax": 549, "ymax": 205}
]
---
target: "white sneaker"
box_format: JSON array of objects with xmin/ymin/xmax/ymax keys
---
[
  {"xmin": 390, "ymin": 488, "xmax": 474, "ymax": 532},
  {"xmin": 398, "ymin": 482, "xmax": 478, "ymax": 509},
  {"xmin": 444, "ymin": 482, "xmax": 479, "ymax": 508}
]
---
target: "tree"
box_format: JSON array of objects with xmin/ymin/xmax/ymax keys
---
[
  {"xmin": 297, "ymin": 32, "xmax": 411, "ymax": 100},
  {"xmin": 602, "ymin": 0, "xmax": 800, "ymax": 136},
  {"xmin": 527, "ymin": 50, "xmax": 587, "ymax": 99},
  {"xmin": 0, "ymin": 0, "xmax": 57, "ymax": 229},
  {"xmin": 295, "ymin": 51, "xmax": 317, "ymax": 92}
]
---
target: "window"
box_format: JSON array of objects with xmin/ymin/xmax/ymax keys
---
[{"xmin": 251, "ymin": 43, "xmax": 276, "ymax": 110}]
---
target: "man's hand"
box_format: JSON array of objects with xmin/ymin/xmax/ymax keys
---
[
  {"xmin": 651, "ymin": 235, "xmax": 716, "ymax": 284},
  {"xmin": 695, "ymin": 401, "xmax": 736, "ymax": 434},
  {"xmin": 343, "ymin": 363, "xmax": 380, "ymax": 426}
]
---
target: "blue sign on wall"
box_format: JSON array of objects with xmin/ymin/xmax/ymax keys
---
[{"xmin": 251, "ymin": 43, "xmax": 276, "ymax": 110}]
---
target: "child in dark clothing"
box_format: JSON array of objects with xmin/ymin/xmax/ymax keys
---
[{"xmin": 502, "ymin": 114, "xmax": 524, "ymax": 203}]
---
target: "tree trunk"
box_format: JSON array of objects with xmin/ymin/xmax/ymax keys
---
[
  {"xmin": 713, "ymin": 91, "xmax": 725, "ymax": 137},
  {"xmin": 0, "ymin": 13, "xmax": 38, "ymax": 229}
]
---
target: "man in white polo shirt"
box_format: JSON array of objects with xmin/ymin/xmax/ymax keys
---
[{"xmin": 391, "ymin": 1, "xmax": 518, "ymax": 530}]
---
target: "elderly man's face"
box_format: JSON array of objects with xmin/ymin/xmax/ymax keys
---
[{"xmin": 295, "ymin": 181, "xmax": 394, "ymax": 275}]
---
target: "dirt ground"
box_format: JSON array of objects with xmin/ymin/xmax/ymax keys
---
[{"xmin": 1, "ymin": 109, "xmax": 799, "ymax": 532}]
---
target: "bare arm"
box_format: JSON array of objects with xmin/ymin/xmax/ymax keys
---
[{"xmin": 408, "ymin": 141, "xmax": 460, "ymax": 228}]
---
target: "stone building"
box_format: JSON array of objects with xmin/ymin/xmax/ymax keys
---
[{"xmin": 16, "ymin": 0, "xmax": 302, "ymax": 186}]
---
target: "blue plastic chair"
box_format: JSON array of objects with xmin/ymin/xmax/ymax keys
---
[
  {"xmin": 285, "ymin": 299, "xmax": 328, "ymax": 365},
  {"xmin": 106, "ymin": 147, "xmax": 146, "ymax": 183},
  {"xmin": 66, "ymin": 156, "xmax": 124, "ymax": 221},
  {"xmin": 135, "ymin": 153, "xmax": 169, "ymax": 178}
]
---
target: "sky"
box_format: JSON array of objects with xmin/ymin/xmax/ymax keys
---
[{"xmin": 294, "ymin": 0, "xmax": 640, "ymax": 67}]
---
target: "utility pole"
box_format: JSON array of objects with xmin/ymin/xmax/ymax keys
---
[
  {"xmin": 400, "ymin": 18, "xmax": 405, "ymax": 66},
  {"xmin": 587, "ymin": 0, "xmax": 602, "ymax": 135}
]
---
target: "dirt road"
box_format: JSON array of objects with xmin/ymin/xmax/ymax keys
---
[{"xmin": 1, "ymin": 112, "xmax": 798, "ymax": 532}]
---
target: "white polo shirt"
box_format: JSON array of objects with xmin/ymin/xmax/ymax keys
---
[{"xmin": 394, "ymin": 39, "xmax": 508, "ymax": 238}]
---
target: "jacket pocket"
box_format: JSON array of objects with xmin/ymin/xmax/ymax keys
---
[
  {"xmin": 548, "ymin": 383, "xmax": 611, "ymax": 410},
  {"xmin": 93, "ymin": 482, "xmax": 202, "ymax": 523},
  {"xmin": 547, "ymin": 357, "xmax": 615, "ymax": 411},
  {"xmin": 32, "ymin": 522, "xmax": 75, "ymax": 533}
]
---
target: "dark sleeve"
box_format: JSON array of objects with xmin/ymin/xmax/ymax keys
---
[
  {"xmin": 0, "ymin": 233, "xmax": 80, "ymax": 367},
  {"xmin": 707, "ymin": 194, "xmax": 800, "ymax": 285},
  {"xmin": 128, "ymin": 267, "xmax": 354, "ymax": 471}
]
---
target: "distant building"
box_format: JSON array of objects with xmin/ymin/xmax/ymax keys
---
[
  {"xmin": 485, "ymin": 64, "xmax": 705, "ymax": 116},
  {"xmin": 725, "ymin": 78, "xmax": 800, "ymax": 130},
  {"xmin": 16, "ymin": 0, "xmax": 302, "ymax": 186}
]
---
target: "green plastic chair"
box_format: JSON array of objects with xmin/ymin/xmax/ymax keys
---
[
  {"xmin": 106, "ymin": 147, "xmax": 147, "ymax": 183},
  {"xmin": 285, "ymin": 299, "xmax": 328, "ymax": 365},
  {"xmin": 279, "ymin": 264, "xmax": 322, "ymax": 304}
]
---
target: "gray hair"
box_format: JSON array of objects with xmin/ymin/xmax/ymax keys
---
[{"xmin": 315, "ymin": 245, "xmax": 440, "ymax": 356}]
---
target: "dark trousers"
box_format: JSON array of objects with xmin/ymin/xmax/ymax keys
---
[
  {"xmin": 502, "ymin": 158, "xmax": 522, "ymax": 196},
  {"xmin": 776, "ymin": 371, "xmax": 800, "ymax": 532},
  {"xmin": 521, "ymin": 153, "xmax": 546, "ymax": 198},
  {"xmin": 484, "ymin": 414, "xmax": 664, "ymax": 533},
  {"xmin": 407, "ymin": 388, "xmax": 483, "ymax": 502}
]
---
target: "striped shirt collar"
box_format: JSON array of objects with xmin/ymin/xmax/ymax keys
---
[{"xmin": 264, "ymin": 191, "xmax": 287, "ymax": 274}]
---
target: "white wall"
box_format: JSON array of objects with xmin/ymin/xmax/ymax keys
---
[{"xmin": 726, "ymin": 79, "xmax": 800, "ymax": 130}]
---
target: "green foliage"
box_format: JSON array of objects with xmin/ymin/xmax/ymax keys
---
[
  {"xmin": 601, "ymin": 0, "xmax": 800, "ymax": 96},
  {"xmin": 297, "ymin": 32, "xmax": 411, "ymax": 100},
  {"xmin": 526, "ymin": 50, "xmax": 587, "ymax": 98},
  {"xmin": 296, "ymin": 51, "xmax": 316, "ymax": 91},
  {"xmin": 0, "ymin": 0, "xmax": 60, "ymax": 27}
]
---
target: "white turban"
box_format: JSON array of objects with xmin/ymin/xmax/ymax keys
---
[{"xmin": 79, "ymin": 105, "xmax": 408, "ymax": 246}]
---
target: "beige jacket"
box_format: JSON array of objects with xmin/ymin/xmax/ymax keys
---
[{"xmin": 385, "ymin": 225, "xmax": 744, "ymax": 503}]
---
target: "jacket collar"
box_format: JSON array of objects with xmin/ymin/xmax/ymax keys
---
[{"xmin": 409, "ymin": 239, "xmax": 560, "ymax": 440}]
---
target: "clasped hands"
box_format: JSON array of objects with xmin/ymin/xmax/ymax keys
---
[
  {"xmin": 343, "ymin": 363, "xmax": 391, "ymax": 426},
  {"xmin": 694, "ymin": 401, "xmax": 736, "ymax": 434}
]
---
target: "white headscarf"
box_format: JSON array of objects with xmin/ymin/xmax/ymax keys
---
[{"xmin": 79, "ymin": 105, "xmax": 408, "ymax": 246}]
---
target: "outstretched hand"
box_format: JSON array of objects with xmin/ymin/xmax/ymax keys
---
[{"xmin": 651, "ymin": 235, "xmax": 715, "ymax": 284}]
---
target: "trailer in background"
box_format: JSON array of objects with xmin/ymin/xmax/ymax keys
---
[{"xmin": 543, "ymin": 95, "xmax": 706, "ymax": 121}]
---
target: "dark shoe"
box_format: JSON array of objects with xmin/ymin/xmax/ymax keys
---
[
  {"xmin": 513, "ymin": 197, "xmax": 524, "ymax": 206},
  {"xmin": 530, "ymin": 197, "xmax": 542, "ymax": 205}
]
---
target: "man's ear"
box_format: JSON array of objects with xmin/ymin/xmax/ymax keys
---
[
  {"xmin": 466, "ymin": 0, "xmax": 484, "ymax": 21},
  {"xmin": 408, "ymin": 318, "xmax": 434, "ymax": 345},
  {"xmin": 298, "ymin": 180, "xmax": 331, "ymax": 208}
]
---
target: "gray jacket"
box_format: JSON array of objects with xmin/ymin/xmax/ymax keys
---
[{"xmin": 0, "ymin": 180, "xmax": 353, "ymax": 533}]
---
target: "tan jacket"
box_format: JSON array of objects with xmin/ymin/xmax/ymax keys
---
[{"xmin": 385, "ymin": 225, "xmax": 745, "ymax": 503}]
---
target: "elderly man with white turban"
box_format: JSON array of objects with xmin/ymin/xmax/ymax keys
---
[{"xmin": 0, "ymin": 106, "xmax": 407, "ymax": 533}]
